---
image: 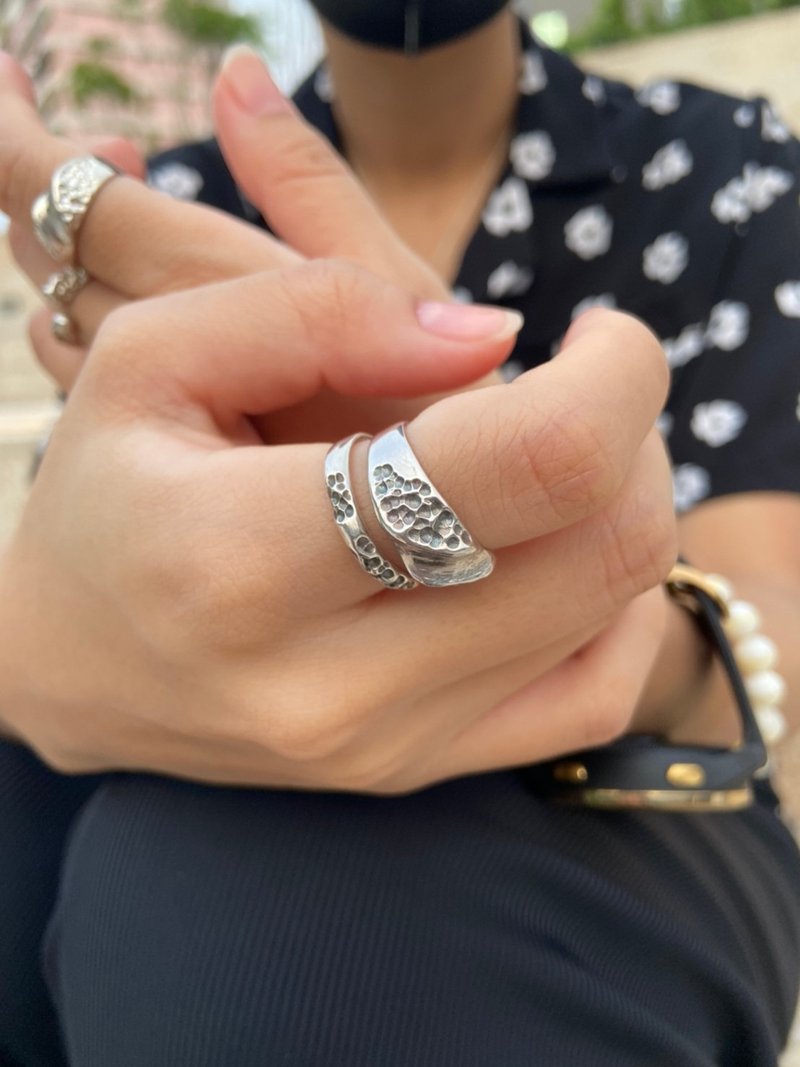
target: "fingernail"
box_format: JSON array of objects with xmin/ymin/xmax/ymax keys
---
[
  {"xmin": 220, "ymin": 45, "xmax": 289, "ymax": 116},
  {"xmin": 416, "ymin": 301, "xmax": 524, "ymax": 342}
]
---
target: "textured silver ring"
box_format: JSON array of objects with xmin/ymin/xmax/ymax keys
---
[
  {"xmin": 32, "ymin": 156, "xmax": 121, "ymax": 263},
  {"xmin": 367, "ymin": 422, "xmax": 494, "ymax": 587},
  {"xmin": 325, "ymin": 433, "xmax": 417, "ymax": 591},
  {"xmin": 41, "ymin": 266, "xmax": 90, "ymax": 308},
  {"xmin": 51, "ymin": 312, "xmax": 80, "ymax": 346}
]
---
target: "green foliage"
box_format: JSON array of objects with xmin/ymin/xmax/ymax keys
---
[
  {"xmin": 87, "ymin": 36, "xmax": 115, "ymax": 58},
  {"xmin": 569, "ymin": 0, "xmax": 800, "ymax": 50},
  {"xmin": 162, "ymin": 0, "xmax": 262, "ymax": 48},
  {"xmin": 70, "ymin": 61, "xmax": 139, "ymax": 106}
]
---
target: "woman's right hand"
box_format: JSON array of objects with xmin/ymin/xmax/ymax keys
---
[{"xmin": 0, "ymin": 256, "xmax": 676, "ymax": 793}]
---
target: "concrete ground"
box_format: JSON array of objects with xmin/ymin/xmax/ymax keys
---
[{"xmin": 1, "ymin": 10, "xmax": 799, "ymax": 1059}]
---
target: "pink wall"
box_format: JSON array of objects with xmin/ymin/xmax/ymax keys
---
[{"xmin": 8, "ymin": 1, "xmax": 228, "ymax": 151}]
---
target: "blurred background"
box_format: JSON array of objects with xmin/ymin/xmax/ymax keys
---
[{"xmin": 0, "ymin": 9, "xmax": 799, "ymax": 1051}]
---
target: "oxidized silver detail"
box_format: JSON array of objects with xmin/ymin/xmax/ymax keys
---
[
  {"xmin": 51, "ymin": 311, "xmax": 80, "ymax": 346},
  {"xmin": 42, "ymin": 266, "xmax": 90, "ymax": 308},
  {"xmin": 325, "ymin": 434, "xmax": 416, "ymax": 591},
  {"xmin": 32, "ymin": 156, "xmax": 120, "ymax": 263},
  {"xmin": 367, "ymin": 423, "xmax": 494, "ymax": 587}
]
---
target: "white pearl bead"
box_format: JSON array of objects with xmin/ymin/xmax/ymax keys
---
[
  {"xmin": 735, "ymin": 634, "xmax": 779, "ymax": 672},
  {"xmin": 724, "ymin": 599, "xmax": 761, "ymax": 639},
  {"xmin": 745, "ymin": 669, "xmax": 787, "ymax": 707},
  {"xmin": 706, "ymin": 573, "xmax": 734, "ymax": 603},
  {"xmin": 754, "ymin": 706, "xmax": 788, "ymax": 746}
]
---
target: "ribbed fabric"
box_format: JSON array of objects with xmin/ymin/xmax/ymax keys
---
[
  {"xmin": 11, "ymin": 761, "xmax": 792, "ymax": 1067},
  {"xmin": 0, "ymin": 743, "xmax": 100, "ymax": 1067}
]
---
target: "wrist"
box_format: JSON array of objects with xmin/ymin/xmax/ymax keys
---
[{"xmin": 630, "ymin": 587, "xmax": 741, "ymax": 747}]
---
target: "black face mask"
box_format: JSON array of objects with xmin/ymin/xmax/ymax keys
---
[{"xmin": 309, "ymin": 0, "xmax": 509, "ymax": 53}]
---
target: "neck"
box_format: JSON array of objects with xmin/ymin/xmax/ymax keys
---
[{"xmin": 321, "ymin": 9, "xmax": 520, "ymax": 187}]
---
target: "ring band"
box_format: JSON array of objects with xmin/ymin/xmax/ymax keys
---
[
  {"xmin": 367, "ymin": 422, "xmax": 494, "ymax": 587},
  {"xmin": 32, "ymin": 156, "xmax": 120, "ymax": 263},
  {"xmin": 41, "ymin": 266, "xmax": 90, "ymax": 308},
  {"xmin": 325, "ymin": 433, "xmax": 417, "ymax": 591},
  {"xmin": 51, "ymin": 312, "xmax": 80, "ymax": 346}
]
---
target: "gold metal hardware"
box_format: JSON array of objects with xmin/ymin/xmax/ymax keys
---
[{"xmin": 665, "ymin": 762, "xmax": 706, "ymax": 788}]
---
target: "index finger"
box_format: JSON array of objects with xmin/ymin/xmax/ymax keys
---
[{"xmin": 0, "ymin": 53, "xmax": 300, "ymax": 297}]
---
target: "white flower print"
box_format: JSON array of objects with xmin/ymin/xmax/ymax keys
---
[
  {"xmin": 775, "ymin": 281, "xmax": 800, "ymax": 318},
  {"xmin": 656, "ymin": 411, "xmax": 673, "ymax": 438},
  {"xmin": 690, "ymin": 400, "xmax": 747, "ymax": 447},
  {"xmin": 500, "ymin": 359, "xmax": 525, "ymax": 382},
  {"xmin": 761, "ymin": 101, "xmax": 790, "ymax": 144},
  {"xmin": 642, "ymin": 232, "xmax": 689, "ymax": 284},
  {"xmin": 571, "ymin": 293, "xmax": 616, "ymax": 320},
  {"xmin": 582, "ymin": 76, "xmax": 605, "ymax": 106},
  {"xmin": 482, "ymin": 177, "xmax": 533, "ymax": 237},
  {"xmin": 314, "ymin": 65, "xmax": 334, "ymax": 103},
  {"xmin": 705, "ymin": 301, "xmax": 749, "ymax": 351},
  {"xmin": 641, "ymin": 140, "xmax": 693, "ymax": 191},
  {"xmin": 746, "ymin": 165, "xmax": 794, "ymax": 212},
  {"xmin": 733, "ymin": 104, "xmax": 755, "ymax": 128},
  {"xmin": 510, "ymin": 131, "xmax": 556, "ymax": 182},
  {"xmin": 711, "ymin": 163, "xmax": 794, "ymax": 224},
  {"xmin": 672, "ymin": 463, "xmax": 711, "ymax": 513},
  {"xmin": 451, "ymin": 286, "xmax": 473, "ymax": 304},
  {"xmin": 636, "ymin": 81, "xmax": 681, "ymax": 116},
  {"xmin": 486, "ymin": 261, "xmax": 534, "ymax": 299},
  {"xmin": 519, "ymin": 50, "xmax": 547, "ymax": 95},
  {"xmin": 662, "ymin": 323, "xmax": 705, "ymax": 368},
  {"xmin": 147, "ymin": 162, "xmax": 204, "ymax": 201},
  {"xmin": 564, "ymin": 206, "xmax": 613, "ymax": 260}
]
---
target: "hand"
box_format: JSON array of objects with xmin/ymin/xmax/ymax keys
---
[
  {"xmin": 0, "ymin": 49, "xmax": 492, "ymax": 440},
  {"xmin": 0, "ymin": 257, "xmax": 676, "ymax": 792}
]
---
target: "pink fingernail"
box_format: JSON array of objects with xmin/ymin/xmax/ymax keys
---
[
  {"xmin": 220, "ymin": 45, "xmax": 289, "ymax": 116},
  {"xmin": 417, "ymin": 301, "xmax": 524, "ymax": 342}
]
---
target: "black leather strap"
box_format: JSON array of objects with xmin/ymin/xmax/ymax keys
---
[{"xmin": 522, "ymin": 565, "xmax": 769, "ymax": 811}]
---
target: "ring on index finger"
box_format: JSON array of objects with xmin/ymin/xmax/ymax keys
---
[
  {"xmin": 368, "ymin": 422, "xmax": 495, "ymax": 587},
  {"xmin": 31, "ymin": 156, "xmax": 120, "ymax": 264}
]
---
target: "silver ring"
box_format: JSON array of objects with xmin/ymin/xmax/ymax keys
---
[
  {"xmin": 51, "ymin": 312, "xmax": 80, "ymax": 346},
  {"xmin": 42, "ymin": 265, "xmax": 90, "ymax": 308},
  {"xmin": 325, "ymin": 433, "xmax": 417, "ymax": 591},
  {"xmin": 32, "ymin": 156, "xmax": 120, "ymax": 263},
  {"xmin": 367, "ymin": 422, "xmax": 494, "ymax": 587}
]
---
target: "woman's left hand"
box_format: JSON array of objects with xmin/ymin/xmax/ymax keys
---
[{"xmin": 0, "ymin": 48, "xmax": 488, "ymax": 438}]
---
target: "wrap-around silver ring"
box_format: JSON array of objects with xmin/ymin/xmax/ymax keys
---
[
  {"xmin": 325, "ymin": 433, "xmax": 417, "ymax": 591},
  {"xmin": 367, "ymin": 422, "xmax": 494, "ymax": 587},
  {"xmin": 31, "ymin": 156, "xmax": 121, "ymax": 264}
]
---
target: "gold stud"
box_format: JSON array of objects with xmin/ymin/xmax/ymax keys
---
[
  {"xmin": 666, "ymin": 762, "xmax": 706, "ymax": 788},
  {"xmin": 553, "ymin": 761, "xmax": 589, "ymax": 784}
]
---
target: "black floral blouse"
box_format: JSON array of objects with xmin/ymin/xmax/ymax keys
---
[{"xmin": 148, "ymin": 23, "xmax": 800, "ymax": 516}]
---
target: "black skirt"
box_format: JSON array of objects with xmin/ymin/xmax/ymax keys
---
[{"xmin": 2, "ymin": 740, "xmax": 799, "ymax": 1067}]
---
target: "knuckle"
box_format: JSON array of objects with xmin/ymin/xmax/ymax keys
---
[
  {"xmin": 602, "ymin": 477, "xmax": 678, "ymax": 606},
  {"xmin": 268, "ymin": 130, "xmax": 344, "ymax": 203}
]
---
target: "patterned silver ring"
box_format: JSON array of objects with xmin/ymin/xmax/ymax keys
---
[
  {"xmin": 367, "ymin": 422, "xmax": 494, "ymax": 587},
  {"xmin": 41, "ymin": 266, "xmax": 90, "ymax": 308},
  {"xmin": 325, "ymin": 433, "xmax": 417, "ymax": 591},
  {"xmin": 51, "ymin": 312, "xmax": 80, "ymax": 346},
  {"xmin": 32, "ymin": 156, "xmax": 121, "ymax": 263}
]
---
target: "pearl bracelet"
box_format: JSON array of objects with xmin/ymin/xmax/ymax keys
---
[{"xmin": 704, "ymin": 573, "xmax": 788, "ymax": 747}]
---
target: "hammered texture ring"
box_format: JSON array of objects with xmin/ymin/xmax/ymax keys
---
[
  {"xmin": 42, "ymin": 266, "xmax": 90, "ymax": 308},
  {"xmin": 32, "ymin": 156, "xmax": 121, "ymax": 263},
  {"xmin": 325, "ymin": 434, "xmax": 416, "ymax": 591},
  {"xmin": 367, "ymin": 422, "xmax": 494, "ymax": 587}
]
